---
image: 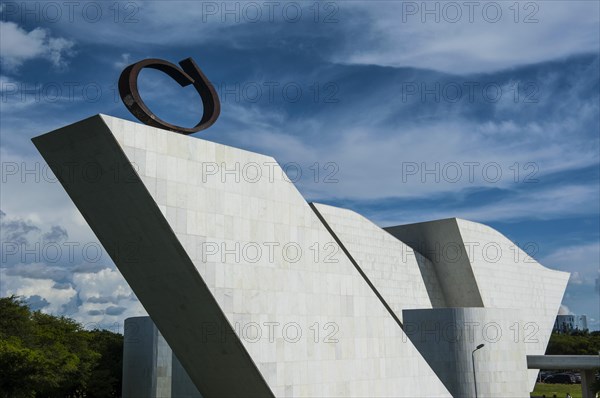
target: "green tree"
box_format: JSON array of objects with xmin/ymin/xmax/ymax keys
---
[
  {"xmin": 0, "ymin": 296, "xmax": 123, "ymax": 397},
  {"xmin": 85, "ymin": 329, "xmax": 123, "ymax": 397},
  {"xmin": 546, "ymin": 331, "xmax": 600, "ymax": 355},
  {"xmin": 0, "ymin": 337, "xmax": 48, "ymax": 398}
]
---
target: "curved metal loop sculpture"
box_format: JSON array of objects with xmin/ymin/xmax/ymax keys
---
[{"xmin": 118, "ymin": 57, "xmax": 220, "ymax": 134}]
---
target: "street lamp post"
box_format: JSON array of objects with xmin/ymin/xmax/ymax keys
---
[{"xmin": 472, "ymin": 344, "xmax": 485, "ymax": 398}]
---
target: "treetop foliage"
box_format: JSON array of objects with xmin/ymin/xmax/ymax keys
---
[
  {"xmin": 546, "ymin": 330, "xmax": 600, "ymax": 356},
  {"xmin": 0, "ymin": 295, "xmax": 123, "ymax": 398}
]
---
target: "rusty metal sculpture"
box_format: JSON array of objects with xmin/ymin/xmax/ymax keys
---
[{"xmin": 118, "ymin": 57, "xmax": 220, "ymax": 134}]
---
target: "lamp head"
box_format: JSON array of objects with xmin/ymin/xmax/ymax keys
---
[{"xmin": 476, "ymin": 344, "xmax": 485, "ymax": 350}]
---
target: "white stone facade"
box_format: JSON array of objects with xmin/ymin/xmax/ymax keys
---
[
  {"xmin": 455, "ymin": 219, "xmax": 570, "ymax": 388},
  {"xmin": 33, "ymin": 115, "xmax": 569, "ymax": 397},
  {"xmin": 312, "ymin": 203, "xmax": 444, "ymax": 320},
  {"xmin": 403, "ymin": 308, "xmax": 530, "ymax": 398},
  {"xmin": 34, "ymin": 115, "xmax": 451, "ymax": 397},
  {"xmin": 386, "ymin": 219, "xmax": 570, "ymax": 390}
]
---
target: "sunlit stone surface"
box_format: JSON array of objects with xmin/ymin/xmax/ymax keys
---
[
  {"xmin": 386, "ymin": 219, "xmax": 570, "ymax": 389},
  {"xmin": 33, "ymin": 115, "xmax": 451, "ymax": 397},
  {"xmin": 33, "ymin": 115, "xmax": 568, "ymax": 397}
]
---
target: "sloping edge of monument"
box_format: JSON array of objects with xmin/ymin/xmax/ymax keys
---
[
  {"xmin": 32, "ymin": 114, "xmax": 274, "ymax": 398},
  {"xmin": 309, "ymin": 203, "xmax": 405, "ymax": 329}
]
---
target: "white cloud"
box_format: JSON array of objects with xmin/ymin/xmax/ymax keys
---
[
  {"xmin": 376, "ymin": 184, "xmax": 599, "ymax": 226},
  {"xmin": 542, "ymin": 242, "xmax": 600, "ymax": 287},
  {"xmin": 335, "ymin": 1, "xmax": 600, "ymax": 73},
  {"xmin": 114, "ymin": 53, "xmax": 131, "ymax": 69},
  {"xmin": 21, "ymin": 1, "xmax": 598, "ymax": 74},
  {"xmin": 0, "ymin": 269, "xmax": 77, "ymax": 315},
  {"xmin": 73, "ymin": 268, "xmax": 147, "ymax": 328},
  {"xmin": 205, "ymin": 53, "xmax": 599, "ymax": 209},
  {"xmin": 0, "ymin": 207, "xmax": 146, "ymax": 330},
  {"xmin": 73, "ymin": 268, "xmax": 133, "ymax": 303},
  {"xmin": 0, "ymin": 21, "xmax": 75, "ymax": 70},
  {"xmin": 233, "ymin": 114, "xmax": 599, "ymax": 204},
  {"xmin": 0, "ymin": 267, "xmax": 147, "ymax": 330}
]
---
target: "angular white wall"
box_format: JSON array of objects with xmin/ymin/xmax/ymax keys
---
[
  {"xmin": 387, "ymin": 218, "xmax": 570, "ymax": 389},
  {"xmin": 312, "ymin": 203, "xmax": 445, "ymax": 321},
  {"xmin": 386, "ymin": 219, "xmax": 484, "ymax": 308},
  {"xmin": 33, "ymin": 115, "xmax": 451, "ymax": 398},
  {"xmin": 33, "ymin": 114, "xmax": 568, "ymax": 397},
  {"xmin": 455, "ymin": 219, "xmax": 570, "ymax": 388}
]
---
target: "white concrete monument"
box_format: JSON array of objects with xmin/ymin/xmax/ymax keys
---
[{"xmin": 33, "ymin": 115, "xmax": 569, "ymax": 397}]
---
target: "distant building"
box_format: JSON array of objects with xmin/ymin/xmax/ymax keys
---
[{"xmin": 554, "ymin": 314, "xmax": 588, "ymax": 333}]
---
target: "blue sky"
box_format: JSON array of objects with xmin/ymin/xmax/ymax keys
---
[{"xmin": 0, "ymin": 1, "xmax": 598, "ymax": 331}]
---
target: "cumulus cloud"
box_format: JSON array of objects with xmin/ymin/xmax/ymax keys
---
[
  {"xmin": 1, "ymin": 211, "xmax": 94, "ymax": 272},
  {"xmin": 0, "ymin": 21, "xmax": 75, "ymax": 70},
  {"xmin": 105, "ymin": 306, "xmax": 127, "ymax": 316},
  {"xmin": 43, "ymin": 226, "xmax": 68, "ymax": 242},
  {"xmin": 1, "ymin": 264, "xmax": 146, "ymax": 327},
  {"xmin": 87, "ymin": 296, "xmax": 114, "ymax": 304},
  {"xmin": 4, "ymin": 263, "xmax": 71, "ymax": 283},
  {"xmin": 53, "ymin": 282, "xmax": 73, "ymax": 290},
  {"xmin": 0, "ymin": 271, "xmax": 78, "ymax": 315},
  {"xmin": 0, "ymin": 210, "xmax": 146, "ymax": 329},
  {"xmin": 0, "ymin": 212, "xmax": 40, "ymax": 245},
  {"xmin": 23, "ymin": 294, "xmax": 50, "ymax": 311},
  {"xmin": 72, "ymin": 262, "xmax": 111, "ymax": 274},
  {"xmin": 73, "ymin": 268, "xmax": 134, "ymax": 303}
]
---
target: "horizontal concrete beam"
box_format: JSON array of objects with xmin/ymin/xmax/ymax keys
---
[{"xmin": 527, "ymin": 355, "xmax": 600, "ymax": 369}]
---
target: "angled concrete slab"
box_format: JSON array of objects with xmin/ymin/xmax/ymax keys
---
[
  {"xmin": 33, "ymin": 115, "xmax": 452, "ymax": 397},
  {"xmin": 33, "ymin": 115, "xmax": 273, "ymax": 397}
]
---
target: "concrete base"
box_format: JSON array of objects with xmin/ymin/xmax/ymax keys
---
[
  {"xmin": 122, "ymin": 317, "xmax": 202, "ymax": 398},
  {"xmin": 387, "ymin": 218, "xmax": 570, "ymax": 390},
  {"xmin": 403, "ymin": 308, "xmax": 530, "ymax": 398}
]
